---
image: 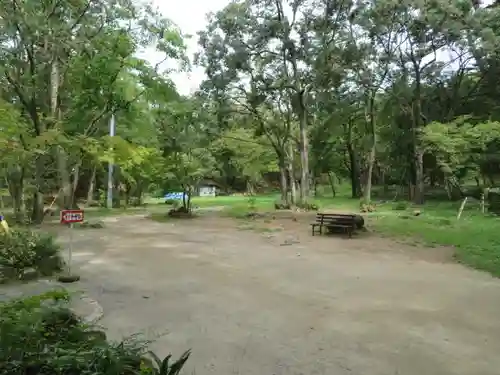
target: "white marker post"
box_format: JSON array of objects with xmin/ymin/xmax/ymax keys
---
[
  {"xmin": 107, "ymin": 114, "xmax": 116, "ymax": 209},
  {"xmin": 58, "ymin": 209, "xmax": 84, "ymax": 283},
  {"xmin": 68, "ymin": 222, "xmax": 73, "ymax": 275}
]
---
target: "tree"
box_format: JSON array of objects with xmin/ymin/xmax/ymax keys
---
[{"xmin": 0, "ymin": 0, "xmax": 186, "ymax": 222}]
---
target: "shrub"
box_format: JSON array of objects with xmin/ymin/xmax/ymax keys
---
[
  {"xmin": 248, "ymin": 196, "xmax": 257, "ymax": 210},
  {"xmin": 296, "ymin": 201, "xmax": 320, "ymax": 211},
  {"xmin": 0, "ymin": 291, "xmax": 190, "ymax": 375},
  {"xmin": 164, "ymin": 198, "xmax": 179, "ymax": 205},
  {"xmin": 167, "ymin": 206, "xmax": 194, "ymax": 218},
  {"xmin": 392, "ymin": 201, "xmax": 409, "ymax": 211},
  {"xmin": 274, "ymin": 200, "xmax": 291, "ymax": 210},
  {"xmin": 0, "ymin": 229, "xmax": 63, "ymax": 282}
]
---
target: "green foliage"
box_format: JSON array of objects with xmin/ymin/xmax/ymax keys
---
[
  {"xmin": 0, "ymin": 291, "xmax": 190, "ymax": 375},
  {"xmin": 0, "ymin": 0, "xmax": 189, "ymax": 223},
  {"xmin": 421, "ymin": 118, "xmax": 500, "ymax": 178},
  {"xmin": 0, "ymin": 229, "xmax": 62, "ymax": 281},
  {"xmin": 392, "ymin": 201, "xmax": 409, "ymax": 211},
  {"xmin": 143, "ymin": 350, "xmax": 191, "ymax": 375},
  {"xmin": 371, "ymin": 203, "xmax": 500, "ymax": 277},
  {"xmin": 211, "ymin": 128, "xmax": 278, "ymax": 188},
  {"xmin": 164, "ymin": 199, "xmax": 179, "ymax": 205},
  {"xmin": 248, "ymin": 197, "xmax": 257, "ymax": 210},
  {"xmin": 274, "ymin": 200, "xmax": 291, "ymax": 210}
]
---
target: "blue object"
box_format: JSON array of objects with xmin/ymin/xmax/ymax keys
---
[{"xmin": 164, "ymin": 192, "xmax": 186, "ymax": 201}]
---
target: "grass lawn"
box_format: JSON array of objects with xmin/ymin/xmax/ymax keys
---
[
  {"xmin": 370, "ymin": 202, "xmax": 500, "ymax": 277},
  {"xmin": 191, "ymin": 194, "xmax": 358, "ymax": 209},
  {"xmin": 190, "ymin": 194, "xmax": 500, "ymax": 277}
]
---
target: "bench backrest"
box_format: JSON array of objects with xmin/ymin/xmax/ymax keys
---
[{"xmin": 315, "ymin": 213, "xmax": 356, "ymax": 224}]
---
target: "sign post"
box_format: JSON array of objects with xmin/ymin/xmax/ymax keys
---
[{"xmin": 58, "ymin": 210, "xmax": 84, "ymax": 283}]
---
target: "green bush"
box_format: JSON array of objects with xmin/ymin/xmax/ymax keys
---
[
  {"xmin": 0, "ymin": 229, "xmax": 63, "ymax": 282},
  {"xmin": 392, "ymin": 201, "xmax": 409, "ymax": 211},
  {"xmin": 274, "ymin": 200, "xmax": 290, "ymax": 210},
  {"xmin": 164, "ymin": 198, "xmax": 179, "ymax": 205},
  {"xmin": 0, "ymin": 291, "xmax": 191, "ymax": 375},
  {"xmin": 296, "ymin": 201, "xmax": 320, "ymax": 211}
]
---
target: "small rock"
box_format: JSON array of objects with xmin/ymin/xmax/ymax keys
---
[
  {"xmin": 280, "ymin": 237, "xmax": 300, "ymax": 246},
  {"xmin": 20, "ymin": 268, "xmax": 38, "ymax": 281}
]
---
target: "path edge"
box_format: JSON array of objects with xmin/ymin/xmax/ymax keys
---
[{"xmin": 38, "ymin": 279, "xmax": 104, "ymax": 324}]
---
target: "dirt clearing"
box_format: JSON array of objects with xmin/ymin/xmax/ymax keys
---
[{"xmin": 13, "ymin": 214, "xmax": 500, "ymax": 375}]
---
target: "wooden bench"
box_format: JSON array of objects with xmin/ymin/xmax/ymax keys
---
[{"xmin": 310, "ymin": 213, "xmax": 364, "ymax": 238}]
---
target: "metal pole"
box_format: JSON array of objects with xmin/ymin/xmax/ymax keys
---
[
  {"xmin": 68, "ymin": 223, "xmax": 73, "ymax": 275},
  {"xmin": 107, "ymin": 114, "xmax": 115, "ymax": 209}
]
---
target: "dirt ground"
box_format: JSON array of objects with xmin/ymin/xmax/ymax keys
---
[{"xmin": 10, "ymin": 213, "xmax": 500, "ymax": 374}]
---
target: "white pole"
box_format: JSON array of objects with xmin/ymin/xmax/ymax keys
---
[
  {"xmin": 68, "ymin": 223, "xmax": 73, "ymax": 275},
  {"xmin": 107, "ymin": 114, "xmax": 115, "ymax": 209},
  {"xmin": 457, "ymin": 197, "xmax": 468, "ymax": 220}
]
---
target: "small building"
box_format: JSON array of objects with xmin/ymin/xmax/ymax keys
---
[{"xmin": 197, "ymin": 179, "xmax": 220, "ymax": 197}]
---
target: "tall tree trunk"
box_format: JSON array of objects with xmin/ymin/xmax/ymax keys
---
[
  {"xmin": 346, "ymin": 120, "xmax": 361, "ymax": 198},
  {"xmin": 51, "ymin": 58, "xmax": 72, "ymax": 209},
  {"xmin": 31, "ymin": 189, "xmax": 44, "ymax": 224},
  {"xmin": 363, "ymin": 94, "xmax": 377, "ymax": 204},
  {"xmin": 414, "ymin": 149, "xmax": 425, "ymax": 204},
  {"xmin": 410, "ymin": 58, "xmax": 425, "ymax": 204},
  {"xmin": 31, "ymin": 155, "xmax": 45, "ymax": 224},
  {"xmin": 279, "ymin": 160, "xmax": 288, "ymax": 204},
  {"xmin": 70, "ymin": 163, "xmax": 81, "ymax": 208},
  {"xmin": 287, "ymin": 143, "xmax": 296, "ymax": 205},
  {"xmin": 290, "ymin": 174, "xmax": 297, "ymax": 204},
  {"xmin": 313, "ymin": 174, "xmax": 318, "ymax": 197},
  {"xmin": 124, "ymin": 183, "xmax": 131, "ymax": 207},
  {"xmin": 298, "ymin": 108, "xmax": 309, "ymax": 202},
  {"xmin": 56, "ymin": 148, "xmax": 71, "ymax": 208},
  {"xmin": 186, "ymin": 186, "xmax": 192, "ymax": 212},
  {"xmin": 327, "ymin": 172, "xmax": 336, "ymax": 197},
  {"xmin": 6, "ymin": 171, "xmax": 25, "ymax": 223},
  {"xmin": 86, "ymin": 165, "xmax": 97, "ymax": 205},
  {"xmin": 182, "ymin": 184, "xmax": 187, "ymax": 210},
  {"xmin": 136, "ymin": 184, "xmax": 144, "ymax": 206},
  {"xmin": 246, "ymin": 180, "xmax": 255, "ymax": 195}
]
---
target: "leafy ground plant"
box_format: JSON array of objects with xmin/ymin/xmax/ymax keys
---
[
  {"xmin": 0, "ymin": 229, "xmax": 63, "ymax": 282},
  {"xmin": 0, "ymin": 291, "xmax": 191, "ymax": 375}
]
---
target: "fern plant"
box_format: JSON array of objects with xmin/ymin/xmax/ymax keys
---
[{"xmin": 143, "ymin": 350, "xmax": 191, "ymax": 375}]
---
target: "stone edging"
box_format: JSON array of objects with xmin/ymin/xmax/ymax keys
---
[
  {"xmin": 80, "ymin": 294, "xmax": 104, "ymax": 324},
  {"xmin": 38, "ymin": 279, "xmax": 104, "ymax": 324}
]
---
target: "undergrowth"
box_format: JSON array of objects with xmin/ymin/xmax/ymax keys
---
[
  {"xmin": 0, "ymin": 290, "xmax": 191, "ymax": 375},
  {"xmin": 0, "ymin": 229, "xmax": 63, "ymax": 282}
]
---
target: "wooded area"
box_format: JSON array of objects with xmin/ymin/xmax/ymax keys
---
[{"xmin": 1, "ymin": 0, "xmax": 500, "ymax": 224}]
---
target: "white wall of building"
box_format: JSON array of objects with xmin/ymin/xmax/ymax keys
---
[{"xmin": 199, "ymin": 186, "xmax": 216, "ymax": 197}]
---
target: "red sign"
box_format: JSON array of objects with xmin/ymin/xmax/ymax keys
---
[{"xmin": 60, "ymin": 210, "xmax": 84, "ymax": 224}]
